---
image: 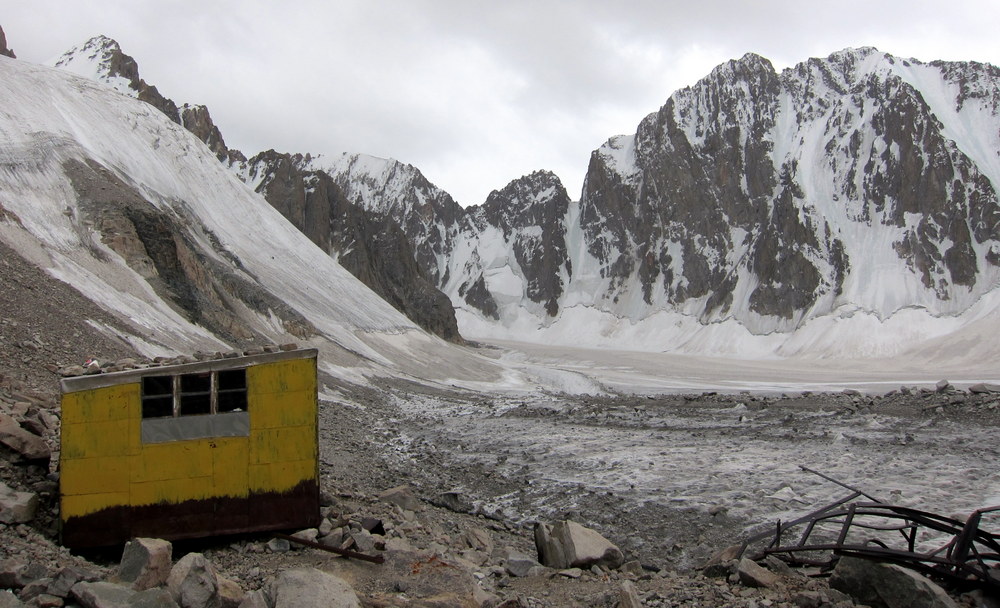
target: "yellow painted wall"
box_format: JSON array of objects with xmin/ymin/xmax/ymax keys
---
[{"xmin": 60, "ymin": 356, "xmax": 318, "ymax": 521}]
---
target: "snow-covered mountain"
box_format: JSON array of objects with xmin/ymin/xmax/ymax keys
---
[
  {"xmin": 41, "ymin": 35, "xmax": 1000, "ymax": 360},
  {"xmin": 351, "ymin": 48, "xmax": 1000, "ymax": 358},
  {"xmin": 0, "ymin": 54, "xmax": 506, "ymax": 386}
]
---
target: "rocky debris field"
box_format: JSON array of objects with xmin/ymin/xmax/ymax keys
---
[{"xmin": 2, "ymin": 354, "xmax": 999, "ymax": 606}]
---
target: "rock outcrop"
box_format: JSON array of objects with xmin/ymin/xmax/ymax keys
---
[
  {"xmin": 239, "ymin": 151, "xmax": 462, "ymax": 342},
  {"xmin": 0, "ymin": 25, "xmax": 15, "ymax": 58}
]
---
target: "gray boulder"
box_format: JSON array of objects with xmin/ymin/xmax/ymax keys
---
[
  {"xmin": 129, "ymin": 588, "xmax": 180, "ymax": 608},
  {"xmin": 534, "ymin": 520, "xmax": 624, "ymax": 570},
  {"xmin": 71, "ymin": 581, "xmax": 137, "ymax": 608},
  {"xmin": 0, "ymin": 413, "xmax": 50, "ymax": 461},
  {"xmin": 166, "ymin": 553, "xmax": 219, "ymax": 608},
  {"xmin": 830, "ymin": 555, "xmax": 958, "ymax": 608},
  {"xmin": 378, "ymin": 485, "xmax": 423, "ymax": 512},
  {"xmin": 504, "ymin": 549, "xmax": 544, "ymax": 577},
  {"xmin": 117, "ymin": 538, "xmax": 173, "ymax": 591},
  {"xmin": 270, "ymin": 568, "xmax": 360, "ymax": 608},
  {"xmin": 737, "ymin": 558, "xmax": 779, "ymax": 588},
  {"xmin": 0, "ymin": 591, "xmax": 22, "ymax": 608},
  {"xmin": 0, "ymin": 482, "xmax": 37, "ymax": 524}
]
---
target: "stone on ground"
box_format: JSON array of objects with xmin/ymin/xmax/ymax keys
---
[
  {"xmin": 0, "ymin": 413, "xmax": 50, "ymax": 462},
  {"xmin": 166, "ymin": 553, "xmax": 220, "ymax": 608},
  {"xmin": 269, "ymin": 568, "xmax": 360, "ymax": 608},
  {"xmin": 830, "ymin": 555, "xmax": 958, "ymax": 608},
  {"xmin": 129, "ymin": 588, "xmax": 180, "ymax": 608},
  {"xmin": 534, "ymin": 520, "xmax": 624, "ymax": 570},
  {"xmin": 737, "ymin": 558, "xmax": 780, "ymax": 589},
  {"xmin": 117, "ymin": 538, "xmax": 173, "ymax": 591},
  {"xmin": 70, "ymin": 580, "xmax": 137, "ymax": 608},
  {"xmin": 0, "ymin": 481, "xmax": 37, "ymax": 524},
  {"xmin": 618, "ymin": 580, "xmax": 643, "ymax": 608},
  {"xmin": 378, "ymin": 485, "xmax": 423, "ymax": 512}
]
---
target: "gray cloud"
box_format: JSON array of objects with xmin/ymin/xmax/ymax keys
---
[{"xmin": 4, "ymin": 0, "xmax": 998, "ymax": 205}]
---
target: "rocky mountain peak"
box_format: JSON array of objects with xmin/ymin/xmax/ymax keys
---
[
  {"xmin": 0, "ymin": 25, "xmax": 16, "ymax": 58},
  {"xmin": 51, "ymin": 35, "xmax": 181, "ymax": 123}
]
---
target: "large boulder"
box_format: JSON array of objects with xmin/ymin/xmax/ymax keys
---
[
  {"xmin": 166, "ymin": 553, "xmax": 220, "ymax": 608},
  {"xmin": 117, "ymin": 538, "xmax": 173, "ymax": 591},
  {"xmin": 0, "ymin": 482, "xmax": 37, "ymax": 524},
  {"xmin": 70, "ymin": 581, "xmax": 137, "ymax": 608},
  {"xmin": 830, "ymin": 555, "xmax": 958, "ymax": 608},
  {"xmin": 269, "ymin": 568, "xmax": 360, "ymax": 608},
  {"xmin": 0, "ymin": 413, "xmax": 50, "ymax": 462},
  {"xmin": 534, "ymin": 520, "xmax": 624, "ymax": 570}
]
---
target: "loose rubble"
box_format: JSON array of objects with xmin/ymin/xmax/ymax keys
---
[{"xmin": 1, "ymin": 327, "xmax": 999, "ymax": 606}]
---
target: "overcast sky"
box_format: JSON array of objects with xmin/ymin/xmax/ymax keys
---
[{"xmin": 5, "ymin": 1, "xmax": 999, "ymax": 206}]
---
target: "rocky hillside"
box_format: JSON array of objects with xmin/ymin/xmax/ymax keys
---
[{"xmin": 48, "ymin": 35, "xmax": 461, "ymax": 342}]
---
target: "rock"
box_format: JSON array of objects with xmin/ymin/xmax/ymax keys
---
[
  {"xmin": 432, "ymin": 490, "xmax": 473, "ymax": 513},
  {"xmin": 737, "ymin": 558, "xmax": 779, "ymax": 588},
  {"xmin": 129, "ymin": 588, "xmax": 180, "ymax": 608},
  {"xmin": 618, "ymin": 580, "xmax": 643, "ymax": 608},
  {"xmin": 70, "ymin": 581, "xmax": 137, "ymax": 608},
  {"xmin": 378, "ymin": 485, "xmax": 423, "ymax": 512},
  {"xmin": 236, "ymin": 590, "xmax": 269, "ymax": 608},
  {"xmin": 620, "ymin": 560, "xmax": 644, "ymax": 577},
  {"xmin": 534, "ymin": 520, "xmax": 624, "ymax": 570},
  {"xmin": 830, "ymin": 555, "xmax": 958, "ymax": 608},
  {"xmin": 166, "ymin": 553, "xmax": 219, "ymax": 608},
  {"xmin": 504, "ymin": 549, "xmax": 544, "ymax": 578},
  {"xmin": 47, "ymin": 567, "xmax": 90, "ymax": 598},
  {"xmin": 215, "ymin": 574, "xmax": 244, "ymax": 608},
  {"xmin": 117, "ymin": 538, "xmax": 172, "ymax": 591},
  {"xmin": 269, "ymin": 568, "xmax": 360, "ymax": 608},
  {"xmin": 0, "ymin": 414, "xmax": 50, "ymax": 462},
  {"xmin": 34, "ymin": 594, "xmax": 64, "ymax": 608},
  {"xmin": 462, "ymin": 527, "xmax": 493, "ymax": 556},
  {"xmin": 265, "ymin": 538, "xmax": 290, "ymax": 553},
  {"xmin": 289, "ymin": 528, "xmax": 318, "ymax": 550},
  {"xmin": 18, "ymin": 578, "xmax": 51, "ymax": 602},
  {"xmin": 936, "ymin": 380, "xmax": 952, "ymax": 393},
  {"xmin": 702, "ymin": 544, "xmax": 741, "ymax": 578},
  {"xmin": 348, "ymin": 528, "xmax": 376, "ymax": 554},
  {"xmin": 558, "ymin": 568, "xmax": 583, "ymax": 578},
  {"xmin": 0, "ymin": 482, "xmax": 37, "ymax": 524},
  {"xmin": 0, "ymin": 590, "xmax": 23, "ymax": 608},
  {"xmin": 968, "ymin": 383, "xmax": 1000, "ymax": 394}
]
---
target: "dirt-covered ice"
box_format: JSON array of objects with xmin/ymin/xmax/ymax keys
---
[{"xmin": 361, "ymin": 340, "xmax": 1000, "ymax": 571}]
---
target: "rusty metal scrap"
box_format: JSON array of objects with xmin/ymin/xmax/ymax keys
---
[
  {"xmin": 275, "ymin": 533, "xmax": 385, "ymax": 564},
  {"xmin": 738, "ymin": 468, "xmax": 1000, "ymax": 592}
]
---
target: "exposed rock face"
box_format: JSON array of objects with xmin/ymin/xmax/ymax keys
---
[
  {"xmin": 571, "ymin": 48, "xmax": 1000, "ymax": 331},
  {"xmin": 180, "ymin": 104, "xmax": 229, "ymax": 162},
  {"xmin": 49, "ymin": 36, "xmax": 231, "ymax": 160},
  {"xmin": 64, "ymin": 157, "xmax": 317, "ymax": 344},
  {"xmin": 320, "ymin": 153, "xmax": 466, "ymax": 285},
  {"xmin": 239, "ymin": 151, "xmax": 462, "ymax": 342},
  {"xmin": 461, "ymin": 171, "xmax": 571, "ymax": 318},
  {"xmin": 0, "ymin": 25, "xmax": 15, "ymax": 58}
]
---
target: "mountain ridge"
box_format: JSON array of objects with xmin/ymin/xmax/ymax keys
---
[{"xmin": 38, "ymin": 33, "xmax": 1000, "ymax": 358}]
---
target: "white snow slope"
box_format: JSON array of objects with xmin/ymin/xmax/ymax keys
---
[{"xmin": 0, "ymin": 56, "xmax": 507, "ymax": 387}]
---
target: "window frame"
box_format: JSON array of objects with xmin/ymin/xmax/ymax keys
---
[{"xmin": 141, "ymin": 368, "xmax": 248, "ymax": 419}]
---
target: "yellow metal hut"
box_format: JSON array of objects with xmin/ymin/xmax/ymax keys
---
[{"xmin": 59, "ymin": 348, "xmax": 320, "ymax": 547}]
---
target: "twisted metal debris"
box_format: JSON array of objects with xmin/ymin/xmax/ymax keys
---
[{"xmin": 738, "ymin": 466, "xmax": 1000, "ymax": 592}]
